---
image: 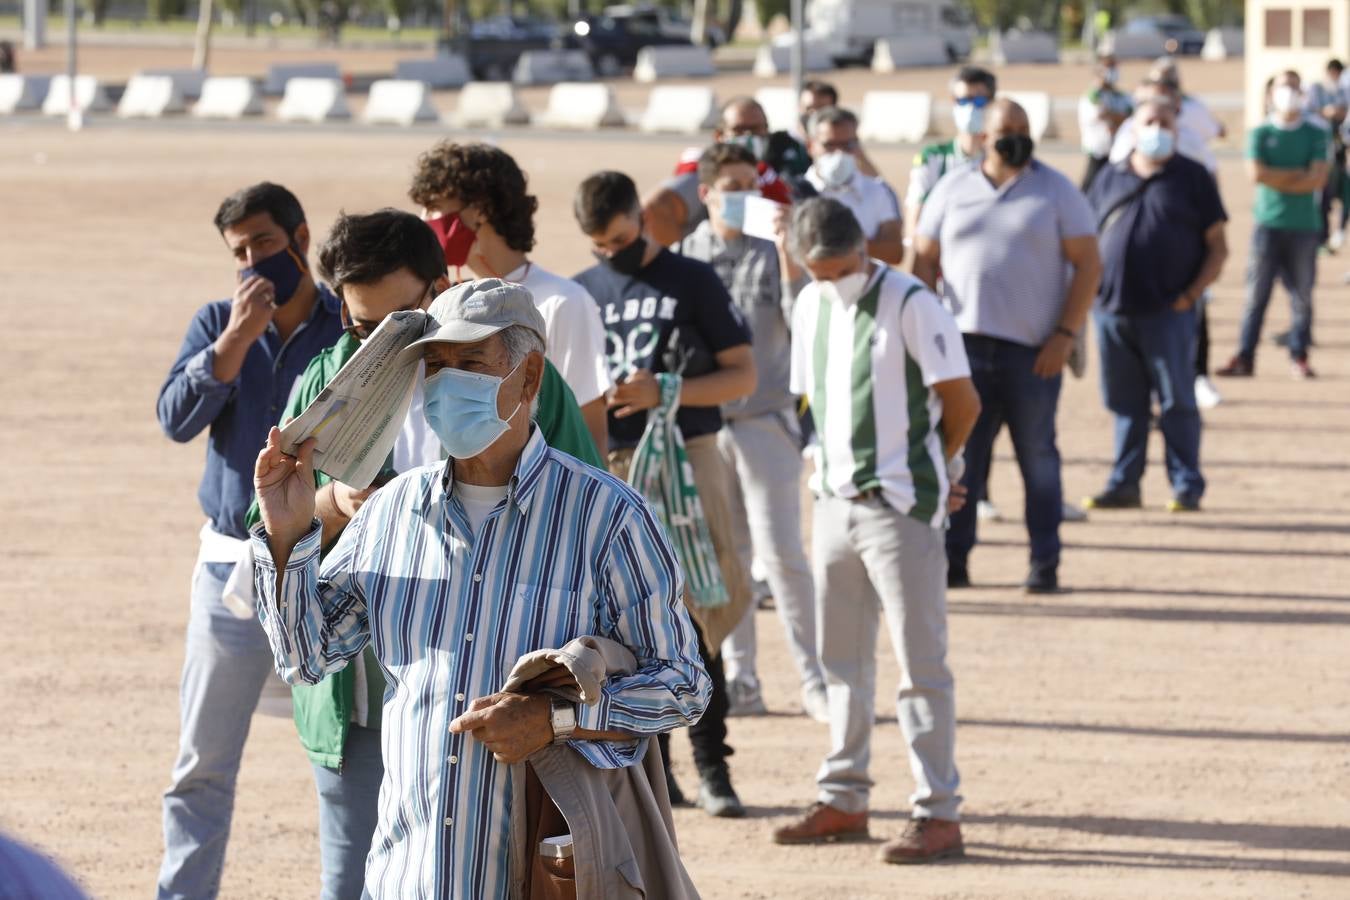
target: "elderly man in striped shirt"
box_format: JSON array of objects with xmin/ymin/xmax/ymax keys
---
[{"xmin": 250, "ymin": 279, "xmax": 710, "ymax": 899}]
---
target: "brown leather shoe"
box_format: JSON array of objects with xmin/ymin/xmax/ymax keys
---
[
  {"xmin": 772, "ymin": 803, "xmax": 869, "ymax": 845},
  {"xmin": 881, "ymin": 817, "xmax": 965, "ymax": 864}
]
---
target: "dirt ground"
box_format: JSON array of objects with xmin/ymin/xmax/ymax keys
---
[{"xmin": 2, "ymin": 91, "xmax": 1349, "ymax": 899}]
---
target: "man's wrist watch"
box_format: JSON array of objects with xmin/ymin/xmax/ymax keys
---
[{"xmin": 548, "ymin": 697, "xmax": 577, "ymax": 744}]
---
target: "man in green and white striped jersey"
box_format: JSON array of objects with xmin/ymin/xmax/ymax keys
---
[{"xmin": 772, "ymin": 198, "xmax": 981, "ymax": 865}]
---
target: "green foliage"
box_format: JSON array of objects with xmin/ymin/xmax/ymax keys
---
[
  {"xmin": 755, "ymin": 0, "xmax": 787, "ymax": 31},
  {"xmin": 147, "ymin": 0, "xmax": 186, "ymax": 21}
]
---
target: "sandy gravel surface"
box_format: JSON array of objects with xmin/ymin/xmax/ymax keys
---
[{"xmin": 2, "ymin": 119, "xmax": 1348, "ymax": 899}]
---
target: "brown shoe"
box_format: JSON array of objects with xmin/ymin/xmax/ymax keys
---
[
  {"xmin": 772, "ymin": 803, "xmax": 869, "ymax": 845},
  {"xmin": 881, "ymin": 817, "xmax": 965, "ymax": 864}
]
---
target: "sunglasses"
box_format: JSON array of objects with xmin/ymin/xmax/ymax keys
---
[
  {"xmin": 954, "ymin": 96, "xmax": 990, "ymax": 108},
  {"xmin": 340, "ymin": 283, "xmax": 433, "ymax": 341}
]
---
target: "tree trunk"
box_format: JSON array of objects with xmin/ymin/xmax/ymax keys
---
[{"xmin": 193, "ymin": 0, "xmax": 214, "ymax": 70}]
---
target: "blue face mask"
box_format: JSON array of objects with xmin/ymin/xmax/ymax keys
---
[
  {"xmin": 717, "ymin": 190, "xmax": 756, "ymax": 231},
  {"xmin": 1137, "ymin": 125, "xmax": 1176, "ymax": 162},
  {"xmin": 422, "ymin": 360, "xmax": 523, "ymax": 460},
  {"xmin": 240, "ymin": 242, "xmax": 307, "ymax": 307}
]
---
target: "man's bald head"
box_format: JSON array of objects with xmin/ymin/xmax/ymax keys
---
[
  {"xmin": 981, "ymin": 98, "xmax": 1035, "ymax": 171},
  {"xmin": 985, "ymin": 98, "xmax": 1030, "ymax": 137},
  {"xmin": 717, "ymin": 97, "xmax": 769, "ymax": 139}
]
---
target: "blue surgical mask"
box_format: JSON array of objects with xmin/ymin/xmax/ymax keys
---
[
  {"xmin": 240, "ymin": 242, "xmax": 307, "ymax": 307},
  {"xmin": 1137, "ymin": 125, "xmax": 1176, "ymax": 161},
  {"xmin": 717, "ymin": 190, "xmax": 756, "ymax": 231},
  {"xmin": 422, "ymin": 360, "xmax": 523, "ymax": 460}
]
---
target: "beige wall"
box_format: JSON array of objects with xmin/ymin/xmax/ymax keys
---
[{"xmin": 1245, "ymin": 0, "xmax": 1350, "ymax": 127}]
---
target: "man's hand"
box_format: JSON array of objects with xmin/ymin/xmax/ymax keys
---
[
  {"xmin": 1172, "ymin": 293, "xmax": 1197, "ymax": 313},
  {"xmin": 1033, "ymin": 332, "xmax": 1075, "ymax": 379},
  {"xmin": 449, "ymin": 692, "xmax": 553, "ymax": 764},
  {"xmin": 225, "ymin": 275, "xmax": 278, "ymax": 346},
  {"xmin": 948, "ymin": 483, "xmax": 969, "ymax": 514},
  {"xmin": 255, "ymin": 427, "xmax": 318, "ymax": 558},
  {"xmin": 608, "ymin": 369, "xmax": 661, "ymax": 418}
]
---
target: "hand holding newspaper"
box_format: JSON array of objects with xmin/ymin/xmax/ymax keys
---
[{"xmin": 278, "ymin": 308, "xmax": 429, "ymax": 489}]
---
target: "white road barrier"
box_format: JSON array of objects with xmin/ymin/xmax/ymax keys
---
[
  {"xmin": 395, "ymin": 55, "xmax": 472, "ymax": 89},
  {"xmin": 1202, "ymin": 28, "xmax": 1244, "ymax": 60},
  {"xmin": 871, "ymin": 35, "xmax": 948, "ymax": 71},
  {"xmin": 117, "ymin": 75, "xmax": 187, "ymax": 118},
  {"xmin": 753, "ymin": 37, "xmax": 833, "ymax": 77},
  {"xmin": 276, "ymin": 77, "xmax": 351, "ymax": 123},
  {"xmin": 858, "ymin": 90, "xmax": 933, "ymax": 144},
  {"xmin": 754, "ymin": 86, "xmax": 798, "ymax": 135},
  {"xmin": 1002, "ymin": 90, "xmax": 1056, "ymax": 141},
  {"xmin": 193, "ymin": 77, "xmax": 264, "ymax": 119},
  {"xmin": 535, "ymin": 82, "xmax": 625, "ymax": 129},
  {"xmin": 41, "ymin": 75, "xmax": 112, "ymax": 116},
  {"xmin": 451, "ymin": 82, "xmax": 531, "ymax": 127},
  {"xmin": 264, "ymin": 62, "xmax": 342, "ymax": 95},
  {"xmin": 639, "ymin": 85, "xmax": 718, "ymax": 134},
  {"xmin": 139, "ymin": 68, "xmax": 207, "ymax": 100},
  {"xmin": 1103, "ymin": 30, "xmax": 1167, "ymax": 60},
  {"xmin": 362, "ymin": 79, "xmax": 439, "ymax": 126},
  {"xmin": 513, "ymin": 50, "xmax": 594, "ymax": 86},
  {"xmin": 993, "ymin": 30, "xmax": 1059, "ymax": 65},
  {"xmin": 0, "ymin": 74, "xmax": 50, "ymax": 114},
  {"xmin": 633, "ymin": 45, "xmax": 716, "ymax": 82}
]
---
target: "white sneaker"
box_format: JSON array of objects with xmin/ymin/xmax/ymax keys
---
[
  {"xmin": 1194, "ymin": 375, "xmax": 1222, "ymax": 410},
  {"xmin": 976, "ymin": 499, "xmax": 1002, "ymax": 522},
  {"xmin": 1062, "ymin": 502, "xmax": 1088, "ymax": 523},
  {"xmin": 726, "ymin": 676, "xmax": 767, "ymax": 717},
  {"xmin": 801, "ymin": 685, "xmax": 830, "ymax": 724},
  {"xmin": 1331, "ymin": 229, "xmax": 1345, "ymax": 251}
]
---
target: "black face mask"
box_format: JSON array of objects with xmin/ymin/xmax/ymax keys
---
[
  {"xmin": 993, "ymin": 134, "xmax": 1035, "ymax": 169},
  {"xmin": 599, "ymin": 235, "xmax": 647, "ymax": 277}
]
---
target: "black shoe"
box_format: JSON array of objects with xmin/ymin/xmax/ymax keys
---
[
  {"xmin": 1024, "ymin": 565, "xmax": 1059, "ymax": 594},
  {"xmin": 1083, "ymin": 486, "xmax": 1142, "ymax": 510},
  {"xmin": 697, "ymin": 767, "xmax": 746, "ymax": 818},
  {"xmin": 666, "ymin": 769, "xmax": 689, "ymax": 807},
  {"xmin": 947, "ymin": 561, "xmax": 971, "ymax": 589}
]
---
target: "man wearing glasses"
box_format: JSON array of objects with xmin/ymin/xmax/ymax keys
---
[
  {"xmin": 243, "ymin": 209, "xmax": 603, "ymax": 900},
  {"xmin": 804, "ymin": 106, "xmax": 904, "ymax": 265},
  {"xmin": 903, "ymin": 67, "xmax": 998, "ymax": 267}
]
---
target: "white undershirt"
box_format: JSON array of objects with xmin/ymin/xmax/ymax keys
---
[{"xmin": 454, "ymin": 481, "xmax": 510, "ymax": 534}]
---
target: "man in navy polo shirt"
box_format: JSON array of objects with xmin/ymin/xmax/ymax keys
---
[{"xmin": 1085, "ymin": 100, "xmax": 1229, "ymax": 513}]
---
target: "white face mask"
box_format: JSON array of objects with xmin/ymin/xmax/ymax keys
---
[
  {"xmin": 952, "ymin": 102, "xmax": 985, "ymax": 136},
  {"xmin": 1272, "ymin": 85, "xmax": 1303, "ymax": 115},
  {"xmin": 814, "ymin": 151, "xmax": 857, "ymax": 189},
  {"xmin": 819, "ymin": 268, "xmax": 870, "ymax": 307}
]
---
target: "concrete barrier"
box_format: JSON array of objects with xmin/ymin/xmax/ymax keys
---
[
  {"xmin": 1202, "ymin": 27, "xmax": 1244, "ymax": 60},
  {"xmin": 139, "ymin": 67, "xmax": 207, "ymax": 99},
  {"xmin": 753, "ymin": 37, "xmax": 833, "ymax": 77},
  {"xmin": 193, "ymin": 77, "xmax": 263, "ymax": 119},
  {"xmin": 394, "ymin": 55, "xmax": 472, "ymax": 89},
  {"xmin": 264, "ymin": 62, "xmax": 342, "ymax": 96},
  {"xmin": 639, "ymin": 85, "xmax": 718, "ymax": 134},
  {"xmin": 513, "ymin": 50, "xmax": 594, "ymax": 86},
  {"xmin": 993, "ymin": 30, "xmax": 1059, "ymax": 65},
  {"xmin": 1103, "ymin": 29, "xmax": 1167, "ymax": 60},
  {"xmin": 858, "ymin": 90, "xmax": 932, "ymax": 144},
  {"xmin": 0, "ymin": 74, "xmax": 50, "ymax": 114},
  {"xmin": 117, "ymin": 75, "xmax": 187, "ymax": 118},
  {"xmin": 871, "ymin": 35, "xmax": 948, "ymax": 71},
  {"xmin": 362, "ymin": 79, "xmax": 439, "ymax": 125},
  {"xmin": 535, "ymin": 82, "xmax": 625, "ymax": 129},
  {"xmin": 276, "ymin": 77, "xmax": 351, "ymax": 123},
  {"xmin": 754, "ymin": 86, "xmax": 798, "ymax": 134},
  {"xmin": 633, "ymin": 45, "xmax": 716, "ymax": 82},
  {"xmin": 451, "ymin": 82, "xmax": 531, "ymax": 127},
  {"xmin": 41, "ymin": 75, "xmax": 112, "ymax": 116},
  {"xmin": 1002, "ymin": 91, "xmax": 1056, "ymax": 141}
]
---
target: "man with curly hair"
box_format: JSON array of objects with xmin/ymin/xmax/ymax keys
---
[{"xmin": 410, "ymin": 141, "xmax": 611, "ymax": 454}]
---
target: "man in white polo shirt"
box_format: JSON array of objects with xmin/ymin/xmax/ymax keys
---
[
  {"xmin": 772, "ymin": 197, "xmax": 980, "ymax": 866},
  {"xmin": 805, "ymin": 107, "xmax": 904, "ymax": 265},
  {"xmin": 913, "ymin": 98, "xmax": 1102, "ymax": 595}
]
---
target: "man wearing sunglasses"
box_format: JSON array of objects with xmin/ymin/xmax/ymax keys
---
[
  {"xmin": 805, "ymin": 106, "xmax": 904, "ymax": 265},
  {"xmin": 903, "ymin": 67, "xmax": 998, "ymax": 268},
  {"xmin": 243, "ymin": 209, "xmax": 604, "ymax": 900}
]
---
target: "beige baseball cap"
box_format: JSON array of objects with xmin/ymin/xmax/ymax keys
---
[{"xmin": 404, "ymin": 278, "xmax": 546, "ymax": 354}]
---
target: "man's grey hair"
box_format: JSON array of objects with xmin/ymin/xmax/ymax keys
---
[
  {"xmin": 498, "ymin": 324, "xmax": 546, "ymax": 417},
  {"xmin": 807, "ymin": 105, "xmax": 859, "ymax": 134},
  {"xmin": 789, "ymin": 197, "xmax": 865, "ymax": 264}
]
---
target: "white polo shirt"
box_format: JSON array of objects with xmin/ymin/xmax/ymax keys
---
[
  {"xmin": 506, "ymin": 262, "xmax": 612, "ymax": 407},
  {"xmin": 805, "ymin": 168, "xmax": 901, "ymax": 239},
  {"xmin": 790, "ymin": 265, "xmax": 970, "ymax": 529}
]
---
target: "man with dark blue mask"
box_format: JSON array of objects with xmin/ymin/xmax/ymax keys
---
[{"xmin": 155, "ymin": 182, "xmax": 344, "ymax": 899}]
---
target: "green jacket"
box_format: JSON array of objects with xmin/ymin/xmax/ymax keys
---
[{"xmin": 246, "ymin": 333, "xmax": 604, "ymax": 768}]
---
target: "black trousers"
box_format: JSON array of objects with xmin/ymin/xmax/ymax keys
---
[
  {"xmin": 1195, "ymin": 303, "xmax": 1211, "ymax": 377},
  {"xmin": 659, "ymin": 628, "xmax": 731, "ymax": 777}
]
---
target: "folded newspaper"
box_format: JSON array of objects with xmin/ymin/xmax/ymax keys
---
[{"xmin": 278, "ymin": 308, "xmax": 430, "ymax": 488}]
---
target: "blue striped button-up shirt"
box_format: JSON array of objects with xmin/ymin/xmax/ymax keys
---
[{"xmin": 251, "ymin": 428, "xmax": 709, "ymax": 899}]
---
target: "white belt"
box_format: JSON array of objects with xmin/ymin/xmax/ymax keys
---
[{"xmin": 196, "ymin": 523, "xmax": 257, "ymax": 620}]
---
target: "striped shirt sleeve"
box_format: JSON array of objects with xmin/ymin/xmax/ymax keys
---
[
  {"xmin": 251, "ymin": 517, "xmax": 372, "ymax": 686},
  {"xmin": 571, "ymin": 501, "xmax": 711, "ymax": 769}
]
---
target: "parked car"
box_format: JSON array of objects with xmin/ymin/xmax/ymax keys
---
[
  {"xmin": 1122, "ymin": 14, "xmax": 1206, "ymax": 56},
  {"xmin": 567, "ymin": 11, "xmax": 695, "ymax": 76},
  {"xmin": 458, "ymin": 16, "xmax": 562, "ymax": 81},
  {"xmin": 807, "ymin": 0, "xmax": 975, "ymax": 67},
  {"xmin": 602, "ymin": 4, "xmax": 728, "ymax": 47}
]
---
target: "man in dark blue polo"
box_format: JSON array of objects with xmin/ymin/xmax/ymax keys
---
[
  {"xmin": 1085, "ymin": 99, "xmax": 1229, "ymax": 513},
  {"xmin": 154, "ymin": 182, "xmax": 344, "ymax": 899}
]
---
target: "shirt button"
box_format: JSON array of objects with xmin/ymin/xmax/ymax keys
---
[
  {"xmin": 465, "ymin": 633, "xmax": 474, "ymax": 642},
  {"xmin": 473, "ymin": 573, "xmax": 482, "ymax": 583},
  {"xmin": 454, "ymin": 692, "xmax": 465, "ymax": 702},
  {"xmin": 444, "ymin": 817, "xmax": 453, "ymax": 827},
  {"xmin": 449, "ymin": 755, "xmax": 458, "ymax": 764}
]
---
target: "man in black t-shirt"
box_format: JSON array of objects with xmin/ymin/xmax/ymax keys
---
[{"xmin": 573, "ymin": 170, "xmax": 757, "ymax": 819}]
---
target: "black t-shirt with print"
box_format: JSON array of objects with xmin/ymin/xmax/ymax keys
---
[{"xmin": 574, "ymin": 248, "xmax": 751, "ymax": 450}]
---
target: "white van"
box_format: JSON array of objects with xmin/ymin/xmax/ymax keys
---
[{"xmin": 807, "ymin": 0, "xmax": 975, "ymax": 66}]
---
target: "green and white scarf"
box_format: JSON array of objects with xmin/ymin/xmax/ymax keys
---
[{"xmin": 627, "ymin": 373, "xmax": 728, "ymax": 609}]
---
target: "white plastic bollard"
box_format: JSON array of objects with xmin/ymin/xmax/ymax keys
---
[
  {"xmin": 639, "ymin": 85, "xmax": 718, "ymax": 134},
  {"xmin": 117, "ymin": 74, "xmax": 187, "ymax": 118},
  {"xmin": 193, "ymin": 77, "xmax": 263, "ymax": 119},
  {"xmin": 633, "ymin": 45, "xmax": 716, "ymax": 83},
  {"xmin": 276, "ymin": 77, "xmax": 350, "ymax": 123},
  {"xmin": 858, "ymin": 91, "xmax": 933, "ymax": 144},
  {"xmin": 362, "ymin": 79, "xmax": 439, "ymax": 126},
  {"xmin": 0, "ymin": 74, "xmax": 51, "ymax": 114},
  {"xmin": 451, "ymin": 82, "xmax": 531, "ymax": 127},
  {"xmin": 41, "ymin": 75, "xmax": 112, "ymax": 116},
  {"xmin": 536, "ymin": 82, "xmax": 625, "ymax": 129},
  {"xmin": 871, "ymin": 35, "xmax": 948, "ymax": 72}
]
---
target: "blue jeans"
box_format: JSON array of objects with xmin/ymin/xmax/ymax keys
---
[
  {"xmin": 1095, "ymin": 307, "xmax": 1205, "ymax": 501},
  {"xmin": 1238, "ymin": 225, "xmax": 1318, "ymax": 362},
  {"xmin": 947, "ymin": 335, "xmax": 1063, "ymax": 570},
  {"xmin": 312, "ymin": 724, "xmax": 384, "ymax": 900},
  {"xmin": 158, "ymin": 561, "xmax": 276, "ymax": 900}
]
